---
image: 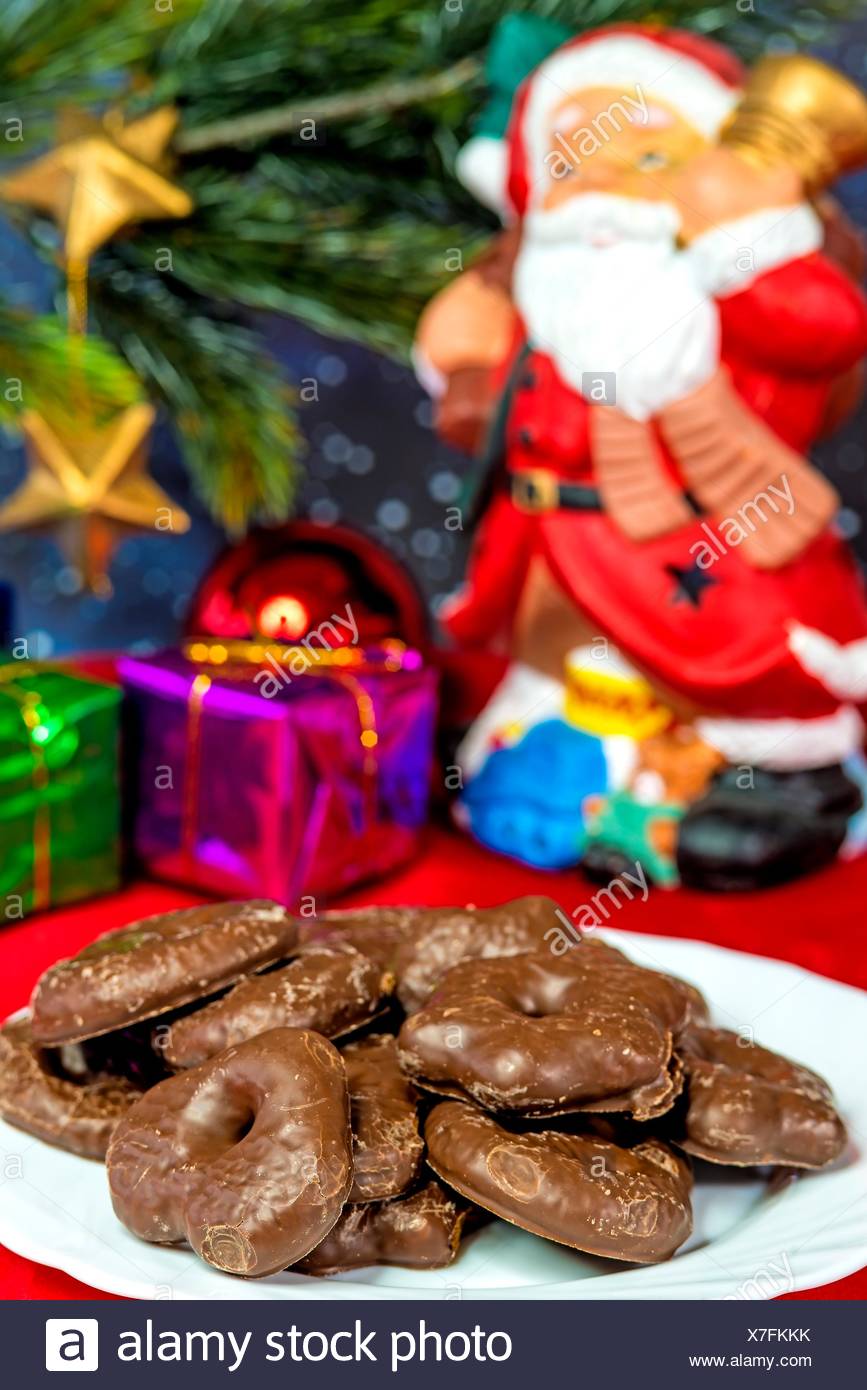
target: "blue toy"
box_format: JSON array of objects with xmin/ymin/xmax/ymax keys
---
[{"xmin": 459, "ymin": 719, "xmax": 608, "ymax": 869}]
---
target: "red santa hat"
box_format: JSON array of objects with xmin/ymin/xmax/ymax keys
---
[{"xmin": 458, "ymin": 25, "xmax": 744, "ymax": 219}]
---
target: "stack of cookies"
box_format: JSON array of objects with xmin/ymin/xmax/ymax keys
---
[{"xmin": 0, "ymin": 896, "xmax": 848, "ymax": 1279}]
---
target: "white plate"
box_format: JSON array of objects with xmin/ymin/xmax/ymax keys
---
[{"xmin": 1, "ymin": 929, "xmax": 866, "ymax": 1300}]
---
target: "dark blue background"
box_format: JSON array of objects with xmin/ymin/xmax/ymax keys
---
[{"xmin": 2, "ymin": 18, "xmax": 867, "ymax": 656}]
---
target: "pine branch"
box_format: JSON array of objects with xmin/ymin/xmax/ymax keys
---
[
  {"xmin": 0, "ymin": 0, "xmax": 195, "ymax": 148},
  {"xmin": 176, "ymin": 57, "xmax": 481, "ymax": 154},
  {"xmin": 0, "ymin": 306, "xmax": 142, "ymax": 426},
  {"xmin": 1, "ymin": 0, "xmax": 863, "ymax": 529},
  {"xmin": 87, "ymin": 268, "xmax": 301, "ymax": 533},
  {"xmin": 95, "ymin": 156, "xmax": 487, "ymax": 359}
]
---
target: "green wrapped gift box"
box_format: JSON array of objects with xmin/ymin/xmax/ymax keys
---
[{"xmin": 0, "ymin": 658, "xmax": 121, "ymax": 919}]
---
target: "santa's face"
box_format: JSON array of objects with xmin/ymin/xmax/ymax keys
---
[
  {"xmin": 512, "ymin": 87, "xmax": 720, "ymax": 422},
  {"xmin": 539, "ymin": 86, "xmax": 707, "ymax": 213}
]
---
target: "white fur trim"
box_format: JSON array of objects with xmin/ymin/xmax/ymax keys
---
[
  {"xmin": 522, "ymin": 36, "xmax": 740, "ymax": 206},
  {"xmin": 788, "ymin": 623, "xmax": 867, "ymax": 701},
  {"xmin": 696, "ymin": 705, "xmax": 864, "ymax": 770},
  {"xmin": 456, "ymin": 661, "xmax": 564, "ymax": 778},
  {"xmin": 513, "ymin": 216, "xmax": 720, "ymax": 421},
  {"xmin": 411, "ymin": 344, "xmax": 447, "ymax": 400},
  {"xmin": 455, "ymin": 135, "xmax": 511, "ymax": 217},
  {"xmin": 687, "ymin": 203, "xmax": 824, "ymax": 297}
]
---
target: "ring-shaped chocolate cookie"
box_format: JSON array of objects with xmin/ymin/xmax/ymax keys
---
[
  {"xmin": 399, "ymin": 949, "xmax": 694, "ymax": 1118},
  {"xmin": 425, "ymin": 1101, "xmax": 693, "ymax": 1264},
  {"xmin": 675, "ymin": 1026, "xmax": 847, "ymax": 1169},
  {"xmin": 162, "ymin": 944, "xmax": 393, "ymax": 1069},
  {"xmin": 107, "ymin": 1028, "xmax": 352, "ymax": 1278},
  {"xmin": 0, "ymin": 1018, "xmax": 140, "ymax": 1159},
  {"xmin": 342, "ymin": 1034, "xmax": 424, "ymax": 1203},
  {"xmin": 295, "ymin": 1178, "xmax": 469, "ymax": 1274},
  {"xmin": 31, "ymin": 901, "xmax": 298, "ymax": 1045},
  {"xmin": 303, "ymin": 896, "xmax": 571, "ymax": 1012}
]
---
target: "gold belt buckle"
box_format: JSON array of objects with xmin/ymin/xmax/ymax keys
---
[{"xmin": 512, "ymin": 469, "xmax": 560, "ymax": 514}]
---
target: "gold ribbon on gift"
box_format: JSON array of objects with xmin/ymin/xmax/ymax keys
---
[
  {"xmin": 0, "ymin": 664, "xmax": 53, "ymax": 910},
  {"xmin": 184, "ymin": 637, "xmax": 406, "ymax": 677},
  {"xmin": 178, "ymin": 639, "xmax": 409, "ymax": 869},
  {"xmin": 181, "ymin": 672, "xmax": 212, "ymax": 867}
]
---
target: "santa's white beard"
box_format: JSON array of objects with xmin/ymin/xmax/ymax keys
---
[{"xmin": 513, "ymin": 194, "xmax": 720, "ymax": 421}]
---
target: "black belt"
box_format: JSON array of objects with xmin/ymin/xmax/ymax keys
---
[{"xmin": 510, "ymin": 470, "xmax": 602, "ymax": 514}]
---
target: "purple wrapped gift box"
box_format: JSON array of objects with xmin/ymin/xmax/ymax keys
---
[{"xmin": 119, "ymin": 643, "xmax": 437, "ymax": 905}]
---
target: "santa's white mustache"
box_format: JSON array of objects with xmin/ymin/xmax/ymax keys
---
[
  {"xmin": 512, "ymin": 190, "xmax": 719, "ymax": 421},
  {"xmin": 523, "ymin": 191, "xmax": 682, "ymax": 246}
]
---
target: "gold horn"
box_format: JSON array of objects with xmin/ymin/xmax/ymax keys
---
[{"xmin": 721, "ymin": 54, "xmax": 867, "ymax": 193}]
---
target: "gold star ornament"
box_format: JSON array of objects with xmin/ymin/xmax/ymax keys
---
[
  {"xmin": 0, "ymin": 404, "xmax": 191, "ymax": 594},
  {"xmin": 1, "ymin": 106, "xmax": 193, "ymax": 264}
]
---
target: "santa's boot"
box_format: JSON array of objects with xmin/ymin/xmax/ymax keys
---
[{"xmin": 676, "ymin": 763, "xmax": 862, "ymax": 891}]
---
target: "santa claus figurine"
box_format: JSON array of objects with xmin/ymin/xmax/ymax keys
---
[{"xmin": 416, "ymin": 19, "xmax": 867, "ymax": 890}]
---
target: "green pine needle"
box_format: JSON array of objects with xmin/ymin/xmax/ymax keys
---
[
  {"xmin": 88, "ymin": 266, "xmax": 301, "ymax": 534},
  {"xmin": 0, "ymin": 305, "xmax": 142, "ymax": 427}
]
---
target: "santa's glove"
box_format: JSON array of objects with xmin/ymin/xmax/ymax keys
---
[{"xmin": 787, "ymin": 622, "xmax": 867, "ymax": 700}]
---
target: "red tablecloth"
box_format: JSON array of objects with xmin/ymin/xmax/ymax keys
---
[{"xmin": 1, "ymin": 826, "xmax": 864, "ymax": 1300}]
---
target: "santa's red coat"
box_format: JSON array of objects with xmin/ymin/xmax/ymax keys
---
[{"xmin": 444, "ymin": 251, "xmax": 867, "ymax": 721}]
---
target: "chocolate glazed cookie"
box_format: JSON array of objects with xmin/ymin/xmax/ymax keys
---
[
  {"xmin": 30, "ymin": 901, "xmax": 298, "ymax": 1046},
  {"xmin": 342, "ymin": 1034, "xmax": 424, "ymax": 1203},
  {"xmin": 162, "ymin": 944, "xmax": 393, "ymax": 1070},
  {"xmin": 425, "ymin": 1101, "xmax": 693, "ymax": 1264},
  {"xmin": 675, "ymin": 1026, "xmax": 847, "ymax": 1169},
  {"xmin": 303, "ymin": 896, "xmax": 570, "ymax": 1012},
  {"xmin": 107, "ymin": 1028, "xmax": 352, "ymax": 1278},
  {"xmin": 295, "ymin": 1178, "xmax": 469, "ymax": 1274},
  {"xmin": 0, "ymin": 1018, "xmax": 140, "ymax": 1159},
  {"xmin": 399, "ymin": 949, "xmax": 695, "ymax": 1119}
]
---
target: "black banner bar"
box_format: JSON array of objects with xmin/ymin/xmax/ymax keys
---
[{"xmin": 3, "ymin": 1298, "xmax": 857, "ymax": 1388}]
